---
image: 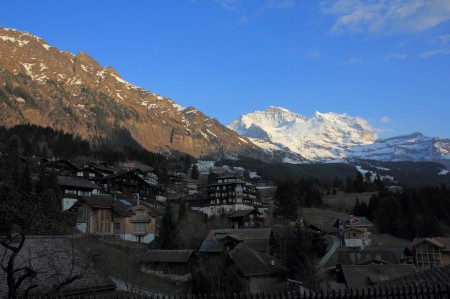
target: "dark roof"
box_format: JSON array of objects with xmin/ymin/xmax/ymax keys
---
[
  {"xmin": 229, "ymin": 243, "xmax": 286, "ymax": 277},
  {"xmin": 0, "ymin": 237, "xmax": 115, "ymax": 297},
  {"xmin": 341, "ymin": 264, "xmax": 417, "ymax": 290},
  {"xmin": 228, "ymin": 209, "xmax": 261, "ymax": 218},
  {"xmin": 364, "ymin": 245, "xmax": 413, "ymax": 260},
  {"xmin": 102, "ymin": 169, "xmax": 142, "ymax": 180},
  {"xmin": 70, "ymin": 195, "xmax": 155, "ymax": 217},
  {"xmin": 141, "ymin": 250, "xmax": 194, "ymax": 263},
  {"xmin": 376, "ymin": 264, "xmax": 450, "ymax": 288},
  {"xmin": 338, "ymin": 249, "xmax": 400, "ymax": 265},
  {"xmin": 204, "ymin": 228, "xmax": 273, "ymax": 241},
  {"xmin": 412, "ymin": 237, "xmax": 450, "ymax": 252},
  {"xmin": 199, "ymin": 229, "xmax": 273, "ymax": 253},
  {"xmin": 87, "ymin": 162, "xmax": 117, "ymax": 173},
  {"xmin": 81, "ymin": 195, "xmax": 115, "ymax": 208},
  {"xmin": 335, "ymin": 215, "xmax": 373, "ymax": 228},
  {"xmin": 57, "ymin": 176, "xmax": 101, "ymax": 189},
  {"xmin": 41, "ymin": 159, "xmax": 80, "ymax": 170}
]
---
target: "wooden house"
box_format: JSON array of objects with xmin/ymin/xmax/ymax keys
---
[
  {"xmin": 412, "ymin": 237, "xmax": 450, "ymax": 270},
  {"xmin": 228, "ymin": 209, "xmax": 262, "ymax": 228},
  {"xmin": 140, "ymin": 250, "xmax": 194, "ymax": 281},
  {"xmin": 57, "ymin": 175, "xmax": 102, "ymax": 210},
  {"xmin": 39, "ymin": 159, "xmax": 80, "ymax": 176},
  {"xmin": 101, "ymin": 169, "xmax": 162, "ymax": 200},
  {"xmin": 335, "ymin": 215, "xmax": 373, "ymax": 248},
  {"xmin": 70, "ymin": 195, "xmax": 156, "ymax": 243}
]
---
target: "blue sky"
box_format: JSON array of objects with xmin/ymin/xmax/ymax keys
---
[{"xmin": 1, "ymin": 0, "xmax": 450, "ymax": 138}]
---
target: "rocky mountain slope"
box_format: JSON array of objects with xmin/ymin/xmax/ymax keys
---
[
  {"xmin": 228, "ymin": 106, "xmax": 376, "ymax": 160},
  {"xmin": 0, "ymin": 27, "xmax": 261, "ymax": 158}
]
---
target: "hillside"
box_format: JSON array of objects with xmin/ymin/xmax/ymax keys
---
[{"xmin": 0, "ymin": 27, "xmax": 262, "ymax": 158}]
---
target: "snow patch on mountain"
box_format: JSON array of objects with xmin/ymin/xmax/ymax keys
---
[
  {"xmin": 346, "ymin": 132, "xmax": 450, "ymax": 162},
  {"xmin": 228, "ymin": 106, "xmax": 376, "ymax": 160}
]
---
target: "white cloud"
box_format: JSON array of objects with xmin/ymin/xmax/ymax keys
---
[
  {"xmin": 420, "ymin": 48, "xmax": 450, "ymax": 58},
  {"xmin": 385, "ymin": 53, "xmax": 407, "ymax": 61},
  {"xmin": 322, "ymin": 0, "xmax": 450, "ymax": 36},
  {"xmin": 215, "ymin": 0, "xmax": 239, "ymax": 10},
  {"xmin": 438, "ymin": 34, "xmax": 450, "ymax": 44},
  {"xmin": 340, "ymin": 57, "xmax": 362, "ymax": 65},
  {"xmin": 381, "ymin": 116, "xmax": 391, "ymax": 123},
  {"xmin": 263, "ymin": 0, "xmax": 294, "ymax": 10},
  {"xmin": 308, "ymin": 50, "xmax": 321, "ymax": 58}
]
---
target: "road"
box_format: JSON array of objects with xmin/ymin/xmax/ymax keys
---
[{"xmin": 318, "ymin": 234, "xmax": 340, "ymax": 272}]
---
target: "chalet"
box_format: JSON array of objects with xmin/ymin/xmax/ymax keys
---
[
  {"xmin": 228, "ymin": 209, "xmax": 262, "ymax": 228},
  {"xmin": 76, "ymin": 166, "xmax": 106, "ymax": 182},
  {"xmin": 86, "ymin": 161, "xmax": 116, "ymax": 176},
  {"xmin": 57, "ymin": 175, "xmax": 102, "ymax": 210},
  {"xmin": 227, "ymin": 243, "xmax": 287, "ymax": 293},
  {"xmin": 140, "ymin": 250, "xmax": 194, "ymax": 281},
  {"xmin": 70, "ymin": 195, "xmax": 156, "ymax": 243},
  {"xmin": 199, "ymin": 228, "xmax": 276, "ymax": 266},
  {"xmin": 335, "ymin": 215, "xmax": 373, "ymax": 248},
  {"xmin": 412, "ymin": 237, "xmax": 450, "ymax": 270},
  {"xmin": 169, "ymin": 174, "xmax": 197, "ymax": 195},
  {"xmin": 101, "ymin": 169, "xmax": 162, "ymax": 200},
  {"xmin": 191, "ymin": 175, "xmax": 263, "ymax": 217},
  {"xmin": 39, "ymin": 159, "xmax": 80, "ymax": 176},
  {"xmin": 0, "ymin": 237, "xmax": 116, "ymax": 297}
]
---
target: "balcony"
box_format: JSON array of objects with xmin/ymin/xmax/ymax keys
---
[{"xmin": 130, "ymin": 215, "xmax": 152, "ymax": 223}]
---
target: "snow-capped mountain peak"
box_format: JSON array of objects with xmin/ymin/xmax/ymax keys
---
[{"xmin": 228, "ymin": 106, "xmax": 376, "ymax": 160}]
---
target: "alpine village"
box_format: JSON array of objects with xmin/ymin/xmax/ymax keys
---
[{"xmin": 1, "ymin": 27, "xmax": 450, "ymax": 299}]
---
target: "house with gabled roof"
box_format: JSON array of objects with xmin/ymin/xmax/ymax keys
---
[
  {"xmin": 39, "ymin": 159, "xmax": 80, "ymax": 176},
  {"xmin": 140, "ymin": 250, "xmax": 195, "ymax": 281},
  {"xmin": 70, "ymin": 195, "xmax": 156, "ymax": 243},
  {"xmin": 199, "ymin": 228, "xmax": 276, "ymax": 267},
  {"xmin": 227, "ymin": 243, "xmax": 287, "ymax": 293},
  {"xmin": 101, "ymin": 169, "xmax": 163, "ymax": 200},
  {"xmin": 412, "ymin": 237, "xmax": 450, "ymax": 270},
  {"xmin": 228, "ymin": 209, "xmax": 261, "ymax": 228},
  {"xmin": 335, "ymin": 215, "xmax": 373, "ymax": 248},
  {"xmin": 57, "ymin": 175, "xmax": 102, "ymax": 210}
]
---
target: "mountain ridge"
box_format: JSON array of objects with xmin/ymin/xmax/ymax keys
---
[
  {"xmin": 0, "ymin": 27, "xmax": 263, "ymax": 158},
  {"xmin": 228, "ymin": 106, "xmax": 450, "ymax": 166}
]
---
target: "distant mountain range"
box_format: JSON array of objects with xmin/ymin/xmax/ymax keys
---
[
  {"xmin": 228, "ymin": 106, "xmax": 450, "ymax": 167},
  {"xmin": 1, "ymin": 27, "xmax": 449, "ymax": 169}
]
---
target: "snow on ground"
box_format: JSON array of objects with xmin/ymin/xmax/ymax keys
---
[{"xmin": 439, "ymin": 169, "xmax": 449, "ymax": 176}]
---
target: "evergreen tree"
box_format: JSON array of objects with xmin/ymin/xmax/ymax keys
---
[
  {"xmin": 273, "ymin": 181, "xmax": 299, "ymax": 220},
  {"xmin": 282, "ymin": 225, "xmax": 321, "ymax": 289},
  {"xmin": 156, "ymin": 205, "xmax": 179, "ymax": 249},
  {"xmin": 353, "ymin": 171, "xmax": 366, "ymax": 193},
  {"xmin": 178, "ymin": 201, "xmax": 187, "ymax": 221},
  {"xmin": 191, "ymin": 164, "xmax": 199, "ymax": 180}
]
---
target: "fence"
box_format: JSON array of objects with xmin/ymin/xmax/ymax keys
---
[{"xmin": 12, "ymin": 284, "xmax": 450, "ymax": 299}]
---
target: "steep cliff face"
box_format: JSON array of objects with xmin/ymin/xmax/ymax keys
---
[{"xmin": 0, "ymin": 27, "xmax": 259, "ymax": 157}]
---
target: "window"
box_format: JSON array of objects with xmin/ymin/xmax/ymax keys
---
[
  {"xmin": 132, "ymin": 223, "xmax": 146, "ymax": 234},
  {"xmin": 114, "ymin": 222, "xmax": 120, "ymax": 230},
  {"xmin": 135, "ymin": 209, "xmax": 147, "ymax": 217}
]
